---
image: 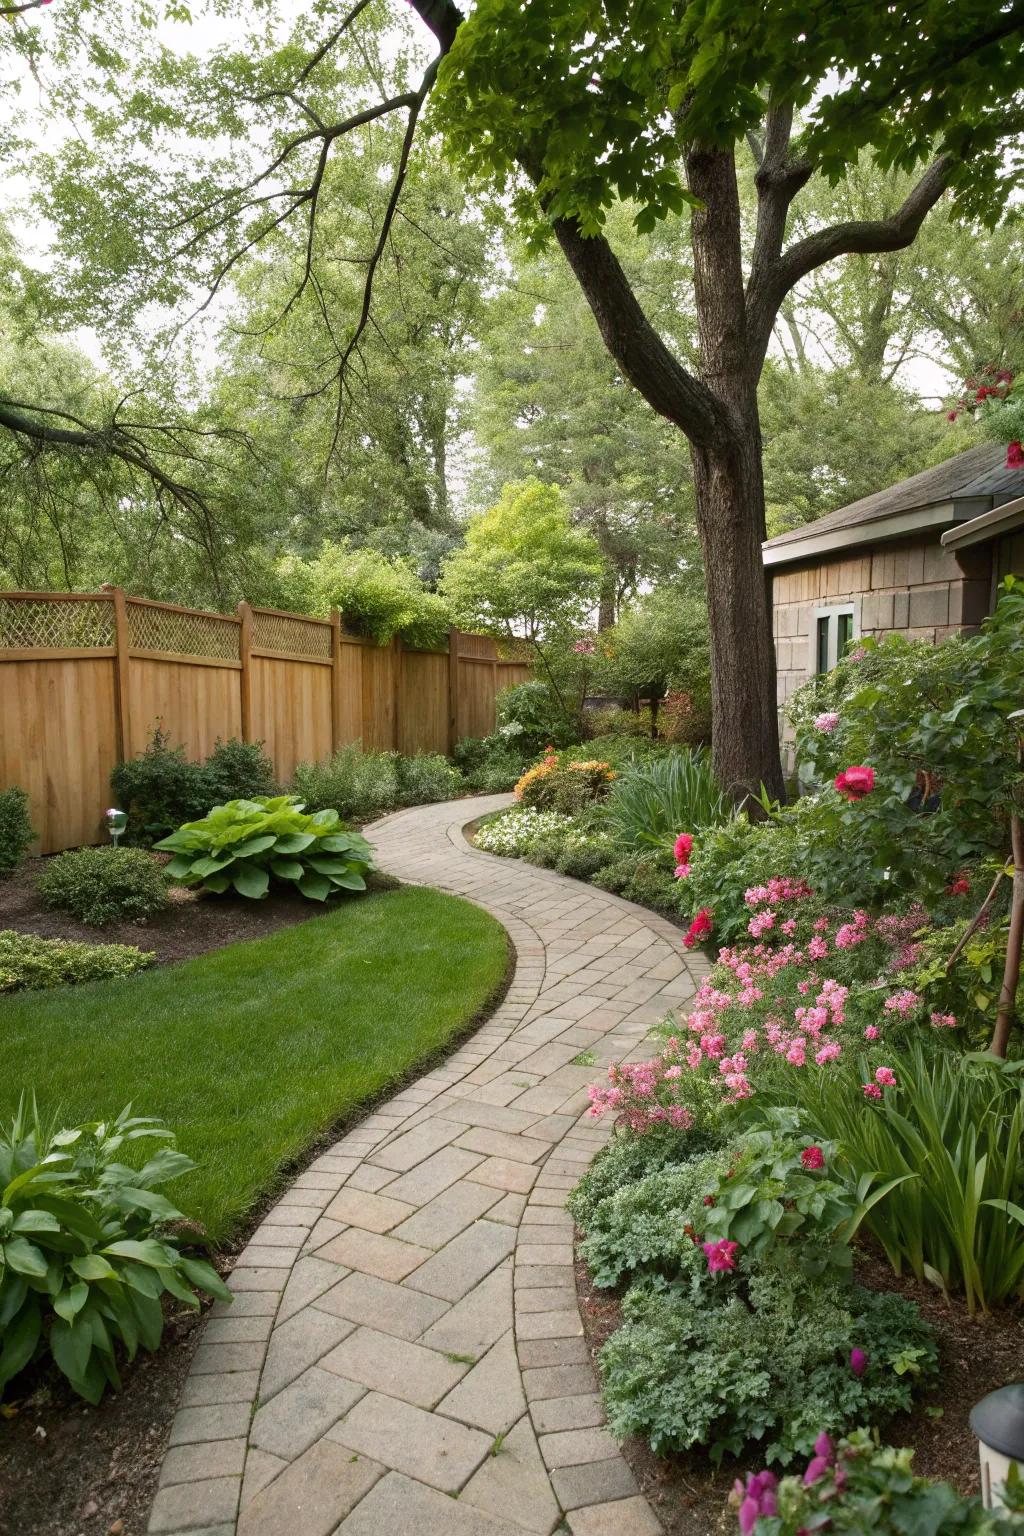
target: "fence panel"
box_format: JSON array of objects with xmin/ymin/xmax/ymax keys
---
[{"xmin": 0, "ymin": 590, "xmax": 529, "ymax": 853}]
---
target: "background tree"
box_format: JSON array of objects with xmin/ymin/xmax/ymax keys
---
[{"xmin": 596, "ymin": 586, "xmax": 711, "ymax": 739}]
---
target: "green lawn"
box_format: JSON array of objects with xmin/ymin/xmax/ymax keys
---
[{"xmin": 1, "ymin": 887, "xmax": 508, "ymax": 1244}]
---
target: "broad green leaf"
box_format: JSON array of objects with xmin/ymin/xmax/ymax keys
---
[{"xmin": 232, "ymin": 864, "xmax": 270, "ymax": 900}]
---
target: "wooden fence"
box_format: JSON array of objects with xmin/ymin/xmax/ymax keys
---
[{"xmin": 0, "ymin": 590, "xmax": 530, "ymax": 854}]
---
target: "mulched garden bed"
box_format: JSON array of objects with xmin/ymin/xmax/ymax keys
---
[
  {"xmin": 575, "ymin": 1243, "xmax": 1024, "ymax": 1536},
  {"xmin": 0, "ymin": 854, "xmax": 395, "ymax": 965}
]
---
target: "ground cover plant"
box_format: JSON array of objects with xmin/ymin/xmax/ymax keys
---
[
  {"xmin": 0, "ymin": 886, "xmax": 508, "ymax": 1241},
  {"xmin": 0, "ymin": 930, "xmax": 154, "ymax": 992},
  {"xmin": 0, "ymin": 1100, "xmax": 229, "ymax": 1404},
  {"xmin": 294, "ymin": 743, "xmax": 464, "ymax": 821},
  {"xmin": 37, "ymin": 847, "xmax": 170, "ymax": 927},
  {"xmin": 111, "ymin": 729, "xmax": 278, "ymax": 846},
  {"xmin": 156, "ymin": 795, "xmax": 373, "ymax": 901}
]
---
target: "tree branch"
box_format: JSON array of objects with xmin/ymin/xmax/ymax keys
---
[{"xmin": 747, "ymin": 154, "xmax": 954, "ymax": 359}]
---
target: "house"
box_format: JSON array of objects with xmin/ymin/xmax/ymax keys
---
[{"xmin": 762, "ymin": 443, "xmax": 1024, "ymax": 762}]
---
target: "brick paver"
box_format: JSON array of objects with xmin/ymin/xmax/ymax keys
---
[{"xmin": 149, "ymin": 795, "xmax": 708, "ymax": 1535}]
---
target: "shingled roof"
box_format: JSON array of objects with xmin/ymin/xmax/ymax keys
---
[{"xmin": 762, "ymin": 444, "xmax": 1024, "ymax": 567}]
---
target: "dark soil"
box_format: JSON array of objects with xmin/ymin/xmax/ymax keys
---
[
  {"xmin": 0, "ymin": 854, "xmax": 390, "ymax": 966},
  {"xmin": 575, "ymin": 1244, "xmax": 1024, "ymax": 1536}
]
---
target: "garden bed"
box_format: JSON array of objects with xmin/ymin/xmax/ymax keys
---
[
  {"xmin": 575, "ymin": 1246, "xmax": 1024, "ymax": 1536},
  {"xmin": 0, "ymin": 853, "xmax": 351, "ymax": 966}
]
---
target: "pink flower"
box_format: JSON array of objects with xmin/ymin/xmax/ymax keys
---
[
  {"xmin": 875, "ymin": 1066, "xmax": 897, "ymax": 1087},
  {"xmin": 735, "ymin": 1472, "xmax": 779, "ymax": 1534},
  {"xmin": 674, "ymin": 832, "xmax": 694, "ymax": 862},
  {"xmin": 1008, "ymin": 441, "xmax": 1024, "ymax": 469},
  {"xmin": 674, "ymin": 863, "xmax": 691, "ymax": 879},
  {"xmin": 801, "ymin": 1146, "xmax": 825, "ymax": 1170},
  {"xmin": 702, "ymin": 1239, "xmax": 739, "ymax": 1273},
  {"xmin": 813, "ymin": 711, "xmax": 840, "ymax": 733},
  {"xmin": 683, "ymin": 908, "xmax": 714, "ymax": 950},
  {"xmin": 930, "ymin": 1011, "xmax": 958, "ymax": 1029},
  {"xmin": 850, "ymin": 1347, "xmax": 868, "ymax": 1378},
  {"xmin": 862, "ymin": 1082, "xmax": 882, "ymax": 1099},
  {"xmin": 883, "ymin": 989, "xmax": 920, "ymax": 1019},
  {"xmin": 863, "ymin": 1025, "xmax": 880, "ymax": 1040},
  {"xmin": 835, "ymin": 765, "xmax": 875, "ymax": 801}
]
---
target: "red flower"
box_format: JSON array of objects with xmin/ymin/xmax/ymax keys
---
[
  {"xmin": 801, "ymin": 1146, "xmax": 825, "ymax": 1171},
  {"xmin": 674, "ymin": 832, "xmax": 694, "ymax": 863},
  {"xmin": 682, "ymin": 908, "xmax": 714, "ymax": 950},
  {"xmin": 703, "ymin": 1194, "xmax": 716, "ymax": 1207},
  {"xmin": 1007, "ymin": 441, "xmax": 1024, "ymax": 469},
  {"xmin": 946, "ymin": 874, "xmax": 971, "ymax": 896},
  {"xmin": 834, "ymin": 765, "xmax": 875, "ymax": 801},
  {"xmin": 947, "ymin": 410, "xmax": 958, "ymax": 422}
]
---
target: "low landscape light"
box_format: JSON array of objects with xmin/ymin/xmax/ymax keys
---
[
  {"xmin": 106, "ymin": 807, "xmax": 128, "ymax": 847},
  {"xmin": 970, "ymin": 1384, "xmax": 1024, "ymax": 1509}
]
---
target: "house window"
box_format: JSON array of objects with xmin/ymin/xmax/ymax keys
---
[{"xmin": 814, "ymin": 606, "xmax": 856, "ymax": 673}]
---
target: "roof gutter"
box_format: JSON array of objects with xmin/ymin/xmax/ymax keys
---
[
  {"xmin": 940, "ymin": 495, "xmax": 1024, "ymax": 552},
  {"xmin": 762, "ymin": 498, "xmax": 992, "ymax": 569}
]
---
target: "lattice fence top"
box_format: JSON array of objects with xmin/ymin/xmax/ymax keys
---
[
  {"xmin": 252, "ymin": 609, "xmax": 332, "ymax": 659},
  {"xmin": 127, "ymin": 602, "xmax": 240, "ymax": 661},
  {"xmin": 0, "ymin": 596, "xmax": 115, "ymax": 649}
]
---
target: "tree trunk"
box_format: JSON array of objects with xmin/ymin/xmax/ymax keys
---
[{"xmin": 686, "ymin": 144, "xmax": 786, "ymax": 806}]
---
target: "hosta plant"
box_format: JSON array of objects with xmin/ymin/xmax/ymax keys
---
[
  {"xmin": 0, "ymin": 1099, "xmax": 230, "ymax": 1404},
  {"xmin": 156, "ymin": 795, "xmax": 374, "ymax": 901}
]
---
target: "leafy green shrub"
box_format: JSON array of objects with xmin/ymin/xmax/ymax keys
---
[
  {"xmin": 605, "ymin": 747, "xmax": 732, "ymax": 850},
  {"xmin": 740, "ymin": 1430, "xmax": 1024, "ymax": 1534},
  {"xmin": 497, "ymin": 680, "xmax": 577, "ymax": 750},
  {"xmin": 454, "ymin": 734, "xmax": 531, "ymax": 792},
  {"xmin": 37, "ymin": 847, "xmax": 169, "ymax": 927},
  {"xmin": 577, "ymin": 1151, "xmax": 731, "ymax": 1288},
  {"xmin": 568, "ymin": 1104, "xmax": 725, "ymax": 1232},
  {"xmin": 111, "ymin": 727, "xmax": 278, "ymax": 845},
  {"xmin": 201, "ymin": 737, "xmax": 278, "ymax": 806},
  {"xmin": 800, "ymin": 1045, "xmax": 1024, "ymax": 1314},
  {"xmin": 599, "ymin": 1268, "xmax": 936, "ymax": 1464},
  {"xmin": 0, "ymin": 787, "xmax": 34, "ymax": 878},
  {"xmin": 156, "ymin": 795, "xmax": 374, "ymax": 901},
  {"xmin": 292, "ymin": 744, "xmax": 401, "ymax": 823},
  {"xmin": 396, "ymin": 753, "xmax": 463, "ymax": 806},
  {"xmin": 0, "ymin": 930, "xmax": 155, "ymax": 992},
  {"xmin": 278, "ymin": 543, "xmax": 451, "ymax": 647},
  {"xmin": 554, "ymin": 835, "xmax": 617, "ymax": 880},
  {"xmin": 0, "ymin": 1099, "xmax": 230, "ymax": 1403},
  {"xmin": 591, "ymin": 850, "xmax": 680, "ymax": 916},
  {"xmin": 583, "ymin": 704, "xmax": 655, "ymax": 740}
]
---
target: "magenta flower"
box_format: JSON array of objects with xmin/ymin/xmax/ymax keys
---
[
  {"xmin": 850, "ymin": 1347, "xmax": 868, "ymax": 1378},
  {"xmin": 674, "ymin": 832, "xmax": 694, "ymax": 862},
  {"xmin": 862, "ymin": 1082, "xmax": 882, "ymax": 1099},
  {"xmin": 874, "ymin": 1066, "xmax": 897, "ymax": 1087},
  {"xmin": 813, "ymin": 711, "xmax": 840, "ymax": 733},
  {"xmin": 835, "ymin": 764, "xmax": 875, "ymax": 801},
  {"xmin": 801, "ymin": 1146, "xmax": 825, "ymax": 1170},
  {"xmin": 674, "ymin": 863, "xmax": 691, "ymax": 879},
  {"xmin": 702, "ymin": 1239, "xmax": 739, "ymax": 1273}
]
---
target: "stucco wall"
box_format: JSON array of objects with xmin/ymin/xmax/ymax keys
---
[{"xmin": 771, "ymin": 534, "xmax": 992, "ymax": 766}]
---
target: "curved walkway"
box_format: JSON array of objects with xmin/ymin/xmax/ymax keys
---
[{"xmin": 148, "ymin": 796, "xmax": 709, "ymax": 1536}]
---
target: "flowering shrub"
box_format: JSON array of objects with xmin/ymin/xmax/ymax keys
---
[
  {"xmin": 735, "ymin": 1429, "xmax": 1024, "ymax": 1534},
  {"xmin": 473, "ymin": 806, "xmax": 578, "ymax": 856},
  {"xmin": 514, "ymin": 749, "xmax": 615, "ymax": 812}
]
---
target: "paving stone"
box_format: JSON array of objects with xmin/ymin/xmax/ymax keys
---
[
  {"xmin": 390, "ymin": 1175, "xmax": 500, "ymax": 1249},
  {"xmin": 227, "ymin": 1268, "xmax": 287, "ymax": 1293},
  {"xmin": 406, "ymin": 1220, "xmax": 516, "ymax": 1301},
  {"xmin": 436, "ymin": 1330, "xmax": 526, "ymax": 1435},
  {"xmin": 453, "ymin": 1127, "xmax": 552, "ymax": 1164},
  {"xmin": 539, "ymin": 1425, "xmax": 619, "ymax": 1468},
  {"xmin": 436, "ymin": 1100, "xmax": 542, "ymax": 1135},
  {"xmin": 202, "ymin": 1314, "xmax": 274, "ymax": 1345},
  {"xmin": 514, "ymin": 1264, "xmax": 575, "ymax": 1289},
  {"xmin": 368, "ymin": 1118, "xmax": 466, "ymax": 1173},
  {"xmin": 190, "ymin": 1342, "xmax": 268, "ymax": 1376},
  {"xmin": 420, "ymin": 1262, "xmax": 512, "ymax": 1357},
  {"xmin": 159, "ymin": 1438, "xmax": 247, "ymax": 1487},
  {"xmin": 514, "ymin": 1287, "xmax": 577, "ymax": 1314},
  {"xmin": 246, "ymin": 1223, "xmax": 310, "ymax": 1248},
  {"xmin": 467, "ymin": 1156, "xmax": 539, "ymax": 1194},
  {"xmin": 314, "ymin": 1270, "xmax": 448, "ymax": 1340},
  {"xmin": 179, "ymin": 1371, "xmax": 261, "ymax": 1409},
  {"xmin": 324, "ymin": 1187, "xmax": 417, "ymax": 1232},
  {"xmin": 522, "ymin": 1363, "xmax": 597, "ymax": 1401},
  {"xmin": 148, "ymin": 1476, "xmax": 241, "ymax": 1532},
  {"xmin": 327, "ymin": 1390, "xmax": 492, "ymax": 1490},
  {"xmin": 322, "ymin": 1325, "xmax": 469, "ymax": 1408},
  {"xmin": 236, "ymin": 1441, "xmax": 385, "ymax": 1536},
  {"xmin": 489, "ymin": 1192, "xmax": 528, "ymax": 1225},
  {"xmin": 169, "ymin": 1403, "xmax": 253, "ymax": 1447},
  {"xmin": 461, "ymin": 1413, "xmax": 561, "ymax": 1534},
  {"xmin": 345, "ymin": 1163, "xmax": 400, "ymax": 1193},
  {"xmin": 531, "ymin": 1393, "xmax": 606, "ymax": 1433},
  {"xmin": 567, "ymin": 1495, "xmax": 663, "ymax": 1535},
  {"xmin": 518, "ymin": 1336, "xmax": 591, "ymax": 1368},
  {"xmin": 335, "ymin": 1471, "xmax": 526, "ymax": 1535},
  {"xmin": 550, "ymin": 1457, "xmax": 639, "ymax": 1510},
  {"xmin": 249, "ymin": 1366, "xmax": 364, "ymax": 1460},
  {"xmin": 381, "ymin": 1145, "xmax": 485, "ymax": 1205},
  {"xmin": 317, "ymin": 1227, "xmax": 431, "ymax": 1282},
  {"xmin": 239, "ymin": 1449, "xmax": 286, "ymax": 1507},
  {"xmin": 517, "ymin": 1243, "xmax": 574, "ymax": 1267},
  {"xmin": 516, "ymin": 1310, "xmax": 584, "ymax": 1341},
  {"xmin": 304, "ymin": 1215, "xmax": 348, "ymax": 1252},
  {"xmin": 262, "ymin": 1203, "xmax": 321, "ymax": 1227},
  {"xmin": 276, "ymin": 1255, "xmax": 348, "ymax": 1323},
  {"xmin": 237, "ymin": 1244, "xmax": 303, "ymax": 1269},
  {"xmin": 260, "ymin": 1305, "xmax": 355, "ymax": 1401}
]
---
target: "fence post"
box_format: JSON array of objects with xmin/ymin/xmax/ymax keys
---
[
  {"xmin": 392, "ymin": 634, "xmax": 403, "ymax": 752},
  {"xmin": 110, "ymin": 586, "xmax": 131, "ymax": 761},
  {"xmin": 448, "ymin": 628, "xmax": 461, "ymax": 753},
  {"xmin": 237, "ymin": 601, "xmax": 253, "ymax": 743},
  {"xmin": 330, "ymin": 608, "xmax": 343, "ymax": 753}
]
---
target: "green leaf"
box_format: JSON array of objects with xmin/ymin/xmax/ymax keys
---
[
  {"xmin": 53, "ymin": 1282, "xmax": 89, "ymax": 1323},
  {"xmin": 71, "ymin": 1254, "xmax": 116, "ymax": 1282},
  {"xmin": 102, "ymin": 1238, "xmax": 175, "ymax": 1268},
  {"xmin": 297, "ymin": 873, "xmax": 331, "ymax": 901},
  {"xmin": 270, "ymin": 857, "xmax": 305, "ymax": 880},
  {"xmin": 231, "ymin": 864, "xmax": 270, "ymax": 900},
  {"xmin": 50, "ymin": 1314, "xmax": 93, "ymax": 1386},
  {"xmin": 3, "ymin": 1237, "xmax": 48, "ymax": 1278},
  {"xmin": 0, "ymin": 1297, "xmax": 41, "ymax": 1390},
  {"xmin": 179, "ymin": 1256, "xmax": 232, "ymax": 1302}
]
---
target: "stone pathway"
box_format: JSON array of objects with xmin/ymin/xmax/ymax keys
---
[{"xmin": 148, "ymin": 796, "xmax": 709, "ymax": 1536}]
